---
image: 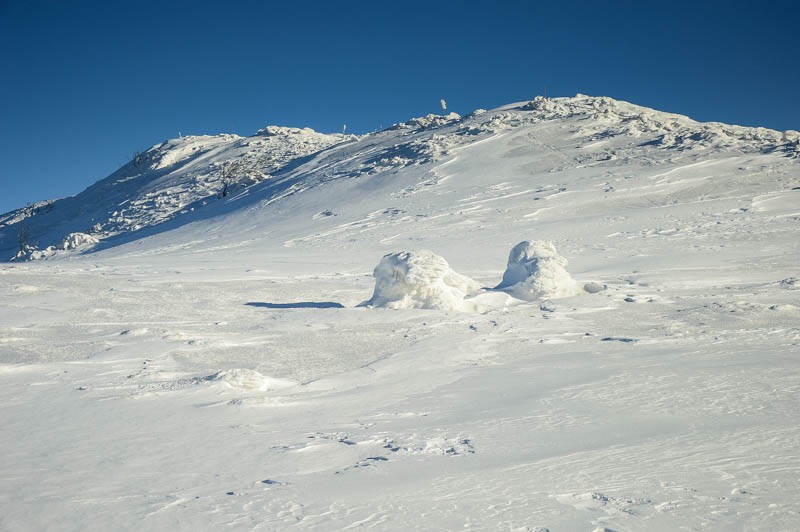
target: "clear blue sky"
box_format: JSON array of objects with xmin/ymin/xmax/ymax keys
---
[{"xmin": 1, "ymin": 0, "xmax": 798, "ymax": 214}]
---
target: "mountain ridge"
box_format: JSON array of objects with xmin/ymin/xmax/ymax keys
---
[{"xmin": 1, "ymin": 94, "xmax": 797, "ymax": 262}]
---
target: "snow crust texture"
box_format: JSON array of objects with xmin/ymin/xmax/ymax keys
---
[
  {"xmin": 362, "ymin": 250, "xmax": 481, "ymax": 311},
  {"xmin": 495, "ymin": 240, "xmax": 580, "ymax": 300}
]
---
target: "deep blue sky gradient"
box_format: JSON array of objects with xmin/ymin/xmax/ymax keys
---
[{"xmin": 1, "ymin": 0, "xmax": 798, "ymax": 214}]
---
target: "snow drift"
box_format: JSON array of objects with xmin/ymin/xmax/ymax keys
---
[
  {"xmin": 207, "ymin": 369, "xmax": 296, "ymax": 391},
  {"xmin": 495, "ymin": 241, "xmax": 580, "ymax": 301},
  {"xmin": 362, "ymin": 250, "xmax": 481, "ymax": 311}
]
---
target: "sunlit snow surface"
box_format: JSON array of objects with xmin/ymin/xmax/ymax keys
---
[{"xmin": 1, "ymin": 95, "xmax": 799, "ymax": 530}]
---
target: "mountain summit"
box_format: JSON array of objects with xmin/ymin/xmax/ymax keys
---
[{"xmin": 1, "ymin": 94, "xmax": 797, "ymax": 261}]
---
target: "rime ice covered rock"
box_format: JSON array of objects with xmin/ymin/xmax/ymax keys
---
[
  {"xmin": 393, "ymin": 112, "xmax": 462, "ymax": 131},
  {"xmin": 495, "ymin": 241, "xmax": 579, "ymax": 301},
  {"xmin": 362, "ymin": 250, "xmax": 481, "ymax": 311},
  {"xmin": 61, "ymin": 232, "xmax": 99, "ymax": 250}
]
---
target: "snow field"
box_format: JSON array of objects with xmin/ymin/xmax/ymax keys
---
[{"xmin": 1, "ymin": 258, "xmax": 798, "ymax": 531}]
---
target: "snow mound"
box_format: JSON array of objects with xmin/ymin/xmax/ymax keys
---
[
  {"xmin": 207, "ymin": 369, "xmax": 296, "ymax": 391},
  {"xmin": 12, "ymin": 245, "xmax": 58, "ymax": 261},
  {"xmin": 61, "ymin": 232, "xmax": 99, "ymax": 250},
  {"xmin": 495, "ymin": 241, "xmax": 580, "ymax": 301},
  {"xmin": 361, "ymin": 250, "xmax": 481, "ymax": 311}
]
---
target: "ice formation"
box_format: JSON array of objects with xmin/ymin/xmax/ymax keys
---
[
  {"xmin": 495, "ymin": 240, "xmax": 580, "ymax": 301},
  {"xmin": 61, "ymin": 232, "xmax": 99, "ymax": 250},
  {"xmin": 362, "ymin": 250, "xmax": 481, "ymax": 311}
]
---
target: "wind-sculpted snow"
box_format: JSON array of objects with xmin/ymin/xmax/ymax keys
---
[
  {"xmin": 363, "ymin": 242, "xmax": 581, "ymax": 311},
  {"xmin": 495, "ymin": 240, "xmax": 580, "ymax": 300},
  {"xmin": 61, "ymin": 232, "xmax": 99, "ymax": 250},
  {"xmin": 361, "ymin": 250, "xmax": 481, "ymax": 311}
]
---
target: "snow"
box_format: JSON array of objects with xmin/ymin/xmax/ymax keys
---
[
  {"xmin": 495, "ymin": 240, "xmax": 580, "ymax": 300},
  {"xmin": 0, "ymin": 126, "xmax": 346, "ymax": 259},
  {"xmin": 0, "ymin": 94, "xmax": 799, "ymax": 531},
  {"xmin": 207, "ymin": 368, "xmax": 296, "ymax": 391},
  {"xmin": 393, "ymin": 111, "xmax": 462, "ymax": 130},
  {"xmin": 361, "ymin": 249, "xmax": 481, "ymax": 311},
  {"xmin": 61, "ymin": 232, "xmax": 99, "ymax": 250}
]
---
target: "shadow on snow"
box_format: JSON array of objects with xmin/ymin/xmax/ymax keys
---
[{"xmin": 246, "ymin": 301, "xmax": 345, "ymax": 309}]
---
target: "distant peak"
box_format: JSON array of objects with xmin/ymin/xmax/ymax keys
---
[
  {"xmin": 521, "ymin": 94, "xmax": 634, "ymax": 116},
  {"xmin": 515, "ymin": 93, "xmax": 798, "ymax": 156}
]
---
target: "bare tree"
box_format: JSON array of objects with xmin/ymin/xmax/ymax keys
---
[
  {"xmin": 18, "ymin": 221, "xmax": 31, "ymax": 253},
  {"xmin": 215, "ymin": 152, "xmax": 278, "ymax": 199},
  {"xmin": 217, "ymin": 160, "xmax": 243, "ymax": 198}
]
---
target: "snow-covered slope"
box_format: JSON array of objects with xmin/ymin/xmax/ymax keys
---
[
  {"xmin": 1, "ymin": 95, "xmax": 799, "ymax": 531},
  {"xmin": 3, "ymin": 94, "xmax": 797, "ymax": 263},
  {"xmin": 0, "ymin": 126, "xmax": 348, "ymax": 260}
]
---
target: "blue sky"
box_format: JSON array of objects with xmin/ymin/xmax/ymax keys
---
[{"xmin": 1, "ymin": 0, "xmax": 798, "ymax": 214}]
